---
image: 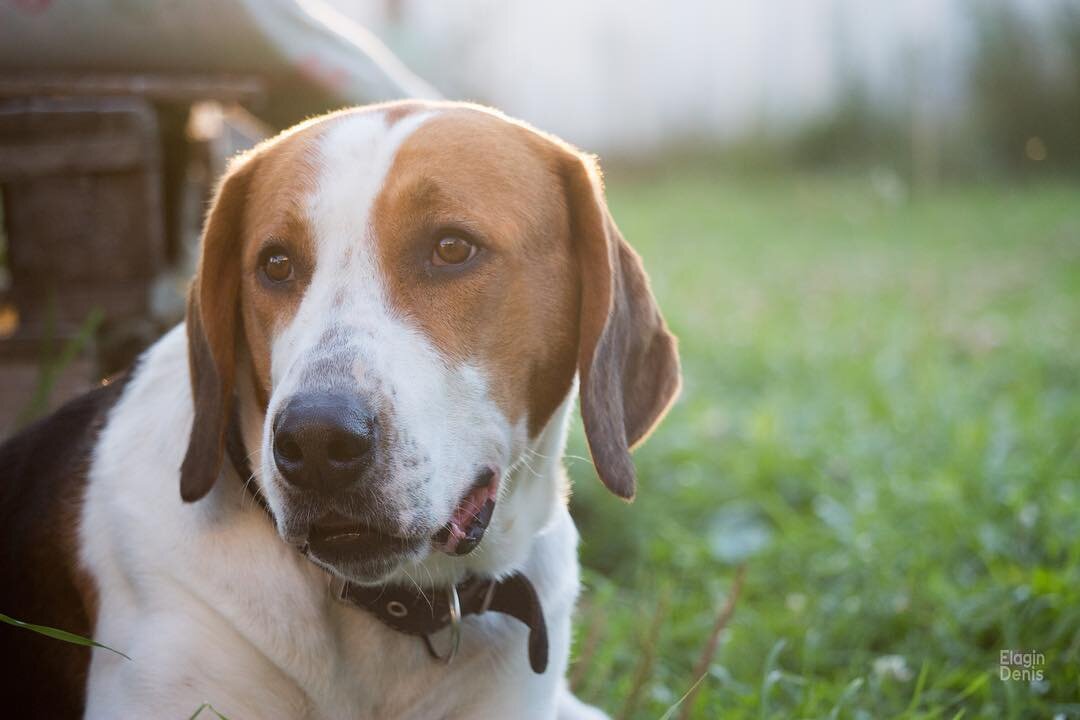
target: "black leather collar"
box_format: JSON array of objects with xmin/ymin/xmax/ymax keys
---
[
  {"xmin": 341, "ymin": 572, "xmax": 548, "ymax": 673},
  {"xmin": 224, "ymin": 411, "xmax": 549, "ymax": 673}
]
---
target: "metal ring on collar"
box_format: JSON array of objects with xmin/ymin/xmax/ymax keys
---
[{"xmin": 425, "ymin": 584, "xmax": 462, "ymax": 665}]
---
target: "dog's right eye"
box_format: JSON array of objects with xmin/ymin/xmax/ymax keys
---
[
  {"xmin": 260, "ymin": 247, "xmax": 294, "ymax": 284},
  {"xmin": 432, "ymin": 235, "xmax": 478, "ymax": 267}
]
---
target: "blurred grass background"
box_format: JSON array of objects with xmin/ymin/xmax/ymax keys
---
[{"xmin": 564, "ymin": 170, "xmax": 1080, "ymax": 718}]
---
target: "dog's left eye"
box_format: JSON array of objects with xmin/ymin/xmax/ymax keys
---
[
  {"xmin": 432, "ymin": 236, "xmax": 477, "ymax": 266},
  {"xmin": 260, "ymin": 247, "xmax": 294, "ymax": 283}
]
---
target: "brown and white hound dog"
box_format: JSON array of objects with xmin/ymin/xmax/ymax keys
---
[{"xmin": 0, "ymin": 101, "xmax": 680, "ymax": 719}]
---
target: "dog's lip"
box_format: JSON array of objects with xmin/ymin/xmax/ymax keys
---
[
  {"xmin": 432, "ymin": 467, "xmax": 500, "ymax": 557},
  {"xmin": 307, "ymin": 512, "xmax": 423, "ymax": 551}
]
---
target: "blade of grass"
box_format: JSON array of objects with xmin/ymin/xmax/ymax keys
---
[
  {"xmin": 677, "ymin": 564, "xmax": 747, "ymax": 720},
  {"xmin": 188, "ymin": 703, "xmax": 232, "ymax": 720},
  {"xmin": 16, "ymin": 303, "xmax": 104, "ymax": 428},
  {"xmin": 0, "ymin": 611, "xmax": 131, "ymax": 660},
  {"xmin": 904, "ymin": 660, "xmax": 931, "ymax": 713},
  {"xmin": 827, "ymin": 677, "xmax": 864, "ymax": 720},
  {"xmin": 759, "ymin": 638, "xmax": 788, "ymax": 720},
  {"xmin": 659, "ymin": 671, "xmax": 710, "ymax": 720}
]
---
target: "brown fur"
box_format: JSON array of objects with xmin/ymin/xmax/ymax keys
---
[
  {"xmin": 182, "ymin": 101, "xmax": 679, "ymax": 503},
  {"xmin": 180, "ymin": 122, "xmax": 323, "ymax": 501},
  {"xmin": 372, "ymin": 110, "xmax": 581, "ymax": 436},
  {"xmin": 561, "ymin": 153, "xmax": 681, "ymax": 498},
  {"xmin": 238, "ymin": 125, "xmax": 323, "ymax": 394},
  {"xmin": 373, "ymin": 107, "xmax": 680, "ymax": 499}
]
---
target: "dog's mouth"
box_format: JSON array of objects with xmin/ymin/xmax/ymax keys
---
[
  {"xmin": 431, "ymin": 467, "xmax": 499, "ymax": 556},
  {"xmin": 302, "ymin": 467, "xmax": 500, "ymax": 568}
]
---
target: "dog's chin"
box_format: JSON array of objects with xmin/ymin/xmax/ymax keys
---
[
  {"xmin": 300, "ymin": 535, "xmax": 426, "ymax": 586},
  {"xmin": 304, "ymin": 545, "xmax": 425, "ymax": 586}
]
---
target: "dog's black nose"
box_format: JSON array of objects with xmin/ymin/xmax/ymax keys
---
[{"xmin": 272, "ymin": 392, "xmax": 377, "ymax": 492}]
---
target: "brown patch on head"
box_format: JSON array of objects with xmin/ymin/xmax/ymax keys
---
[
  {"xmin": 238, "ymin": 123, "xmax": 325, "ymax": 394},
  {"xmin": 372, "ymin": 110, "xmax": 582, "ymax": 436},
  {"xmin": 180, "ymin": 120, "xmax": 324, "ymax": 501},
  {"xmin": 371, "ymin": 106, "xmax": 681, "ymax": 499}
]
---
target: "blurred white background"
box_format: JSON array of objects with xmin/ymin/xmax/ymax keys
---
[{"xmin": 326, "ymin": 0, "xmax": 1066, "ymax": 154}]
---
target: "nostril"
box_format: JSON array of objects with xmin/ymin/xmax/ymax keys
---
[
  {"xmin": 275, "ymin": 436, "xmax": 304, "ymax": 463},
  {"xmin": 326, "ymin": 432, "xmax": 372, "ymax": 464},
  {"xmin": 271, "ymin": 393, "xmax": 377, "ymax": 490}
]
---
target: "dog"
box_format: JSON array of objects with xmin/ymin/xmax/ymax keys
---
[{"xmin": 0, "ymin": 101, "xmax": 680, "ymax": 719}]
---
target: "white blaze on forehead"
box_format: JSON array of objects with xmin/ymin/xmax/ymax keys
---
[
  {"xmin": 306, "ymin": 110, "xmax": 434, "ymax": 305},
  {"xmin": 270, "ymin": 109, "xmax": 434, "ymax": 387}
]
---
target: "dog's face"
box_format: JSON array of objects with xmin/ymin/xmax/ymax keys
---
[{"xmin": 180, "ymin": 102, "xmax": 680, "ymax": 585}]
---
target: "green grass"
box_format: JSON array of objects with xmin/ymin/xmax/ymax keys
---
[{"xmin": 565, "ymin": 171, "xmax": 1080, "ymax": 719}]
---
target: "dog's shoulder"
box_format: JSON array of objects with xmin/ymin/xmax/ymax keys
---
[{"xmin": 0, "ymin": 374, "xmax": 130, "ymax": 718}]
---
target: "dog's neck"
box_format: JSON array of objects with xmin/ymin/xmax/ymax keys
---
[{"xmin": 234, "ymin": 364, "xmax": 578, "ymax": 589}]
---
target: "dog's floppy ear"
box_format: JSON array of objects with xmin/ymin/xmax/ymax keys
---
[
  {"xmin": 180, "ymin": 156, "xmax": 255, "ymax": 502},
  {"xmin": 563, "ymin": 152, "xmax": 681, "ymax": 500}
]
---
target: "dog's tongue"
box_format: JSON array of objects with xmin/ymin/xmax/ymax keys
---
[{"xmin": 432, "ymin": 470, "xmax": 498, "ymax": 556}]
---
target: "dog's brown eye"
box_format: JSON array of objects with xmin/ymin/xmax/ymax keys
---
[
  {"xmin": 432, "ymin": 236, "xmax": 477, "ymax": 266},
  {"xmin": 262, "ymin": 251, "xmax": 293, "ymax": 283}
]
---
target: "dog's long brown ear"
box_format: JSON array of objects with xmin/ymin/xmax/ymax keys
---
[
  {"xmin": 180, "ymin": 156, "xmax": 255, "ymax": 502},
  {"xmin": 563, "ymin": 152, "xmax": 681, "ymax": 500}
]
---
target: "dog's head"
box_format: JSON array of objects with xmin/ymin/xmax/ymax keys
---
[{"xmin": 180, "ymin": 102, "xmax": 680, "ymax": 584}]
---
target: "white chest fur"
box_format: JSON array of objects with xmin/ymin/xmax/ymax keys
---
[{"xmin": 78, "ymin": 326, "xmax": 596, "ymax": 719}]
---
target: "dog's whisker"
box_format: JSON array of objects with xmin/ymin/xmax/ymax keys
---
[
  {"xmin": 515, "ymin": 453, "xmax": 544, "ymax": 482},
  {"xmin": 418, "ymin": 563, "xmax": 437, "ymax": 598},
  {"xmin": 401, "ymin": 566, "xmax": 433, "ymax": 614}
]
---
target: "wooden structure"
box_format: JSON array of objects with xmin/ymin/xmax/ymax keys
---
[{"xmin": 0, "ymin": 74, "xmax": 265, "ymax": 433}]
